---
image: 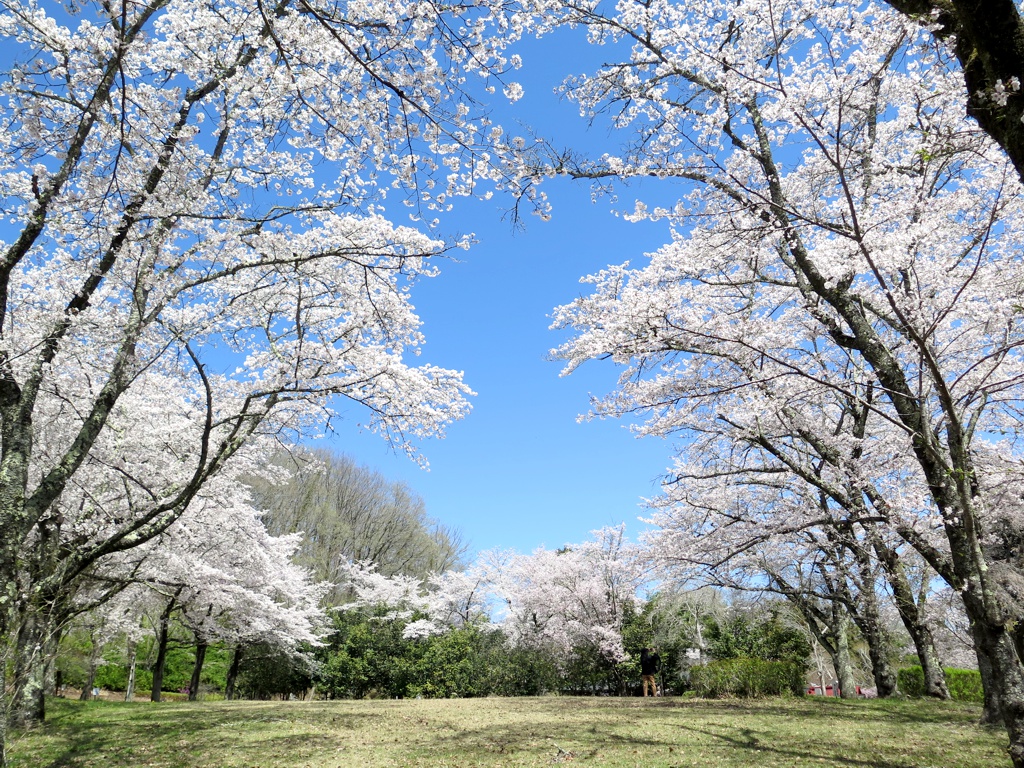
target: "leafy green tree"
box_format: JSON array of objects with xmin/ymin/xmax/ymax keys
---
[
  {"xmin": 233, "ymin": 643, "xmax": 315, "ymax": 700},
  {"xmin": 252, "ymin": 450, "xmax": 466, "ymax": 605},
  {"xmin": 704, "ymin": 610, "xmax": 811, "ymax": 665}
]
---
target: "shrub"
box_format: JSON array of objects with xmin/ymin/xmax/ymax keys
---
[
  {"xmin": 92, "ymin": 664, "xmax": 127, "ymax": 691},
  {"xmin": 478, "ymin": 638, "xmax": 561, "ymax": 696},
  {"xmin": 689, "ymin": 658, "xmax": 804, "ymax": 698},
  {"xmin": 945, "ymin": 668, "xmax": 984, "ymax": 703},
  {"xmin": 409, "ymin": 629, "xmax": 482, "ymax": 698},
  {"xmin": 235, "ymin": 644, "xmax": 314, "ymax": 700},
  {"xmin": 897, "ymin": 666, "xmax": 925, "ymax": 697},
  {"xmin": 897, "ymin": 666, "xmax": 983, "ymax": 703}
]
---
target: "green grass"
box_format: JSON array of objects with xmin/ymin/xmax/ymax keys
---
[{"xmin": 7, "ymin": 695, "xmax": 1009, "ymax": 767}]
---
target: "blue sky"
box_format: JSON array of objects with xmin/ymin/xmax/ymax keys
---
[{"xmin": 321, "ymin": 31, "xmax": 684, "ymax": 557}]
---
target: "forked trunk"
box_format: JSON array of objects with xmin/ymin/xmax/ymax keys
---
[{"xmin": 971, "ymin": 619, "xmax": 1024, "ymax": 767}]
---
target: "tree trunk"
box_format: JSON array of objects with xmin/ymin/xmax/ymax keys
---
[
  {"xmin": 916, "ymin": 627, "xmax": 950, "ymax": 701},
  {"xmin": 870, "ymin": 537, "xmax": 949, "ymax": 699},
  {"xmin": 794, "ymin": 598, "xmax": 857, "ymax": 698},
  {"xmin": 848, "ymin": 568, "xmax": 898, "ymax": 697},
  {"xmin": 10, "ymin": 607, "xmax": 49, "ymax": 725},
  {"xmin": 79, "ymin": 653, "xmax": 98, "ymax": 702},
  {"xmin": 971, "ymin": 615, "xmax": 1010, "ymax": 728},
  {"xmin": 225, "ymin": 644, "xmax": 244, "ymax": 701},
  {"xmin": 970, "ymin": 619, "xmax": 1024, "ymax": 767},
  {"xmin": 125, "ymin": 641, "xmax": 138, "ymax": 703},
  {"xmin": 1, "ymin": 647, "xmax": 9, "ymax": 768},
  {"xmin": 188, "ymin": 640, "xmax": 207, "ymax": 702},
  {"xmin": 151, "ymin": 593, "xmax": 179, "ymax": 703},
  {"xmin": 860, "ymin": 619, "xmax": 898, "ymax": 698},
  {"xmin": 830, "ymin": 607, "xmax": 858, "ymax": 699}
]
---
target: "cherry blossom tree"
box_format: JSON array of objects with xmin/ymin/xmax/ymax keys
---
[
  {"xmin": 637, "ymin": 368, "xmax": 951, "ymax": 698},
  {"xmin": 10, "ymin": 450, "xmax": 327, "ymax": 716},
  {"xmin": 338, "ymin": 558, "xmax": 490, "ymax": 639},
  {"xmin": 0, "ymin": 0, "xmax": 534, "ymax": 760},
  {"xmin": 483, "ymin": 526, "xmax": 647, "ymax": 677},
  {"xmin": 116, "ymin": 481, "xmax": 327, "ymax": 702},
  {"xmin": 336, "ymin": 526, "xmax": 650, "ymax": 689},
  {"xmin": 542, "ymin": 0, "xmax": 1024, "ymax": 761}
]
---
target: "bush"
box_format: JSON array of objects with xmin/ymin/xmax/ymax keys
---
[
  {"xmin": 689, "ymin": 658, "xmax": 805, "ymax": 698},
  {"xmin": 945, "ymin": 668, "xmax": 984, "ymax": 703},
  {"xmin": 93, "ymin": 665, "xmax": 153, "ymax": 692},
  {"xmin": 482, "ymin": 643, "xmax": 561, "ymax": 697},
  {"xmin": 407, "ymin": 630, "xmax": 484, "ymax": 698},
  {"xmin": 93, "ymin": 665, "xmax": 126, "ymax": 691},
  {"xmin": 897, "ymin": 666, "xmax": 983, "ymax": 703},
  {"xmin": 317, "ymin": 608, "xmax": 564, "ymax": 700},
  {"xmin": 897, "ymin": 666, "xmax": 925, "ymax": 697}
]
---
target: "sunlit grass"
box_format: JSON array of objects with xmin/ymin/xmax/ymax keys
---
[{"xmin": 8, "ymin": 695, "xmax": 1008, "ymax": 767}]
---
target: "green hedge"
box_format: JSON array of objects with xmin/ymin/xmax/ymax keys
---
[
  {"xmin": 896, "ymin": 666, "xmax": 984, "ymax": 703},
  {"xmin": 689, "ymin": 658, "xmax": 805, "ymax": 698}
]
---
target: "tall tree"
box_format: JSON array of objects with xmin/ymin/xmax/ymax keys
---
[
  {"xmin": 251, "ymin": 449, "xmax": 466, "ymax": 601},
  {"xmin": 541, "ymin": 0, "xmax": 1024, "ymax": 761},
  {"xmin": 0, "ymin": 0, "xmax": 529, "ymax": 762}
]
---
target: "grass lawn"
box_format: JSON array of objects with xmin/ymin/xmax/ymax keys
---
[{"xmin": 7, "ymin": 695, "xmax": 1008, "ymax": 768}]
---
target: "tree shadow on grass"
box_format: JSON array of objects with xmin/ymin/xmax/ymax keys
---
[
  {"xmin": 21, "ymin": 696, "xmax": 998, "ymax": 768},
  {"xmin": 388, "ymin": 697, "xmax": 996, "ymax": 768},
  {"xmin": 671, "ymin": 722, "xmax": 922, "ymax": 768},
  {"xmin": 620, "ymin": 695, "xmax": 986, "ymax": 727},
  {"xmin": 27, "ymin": 700, "xmax": 376, "ymax": 768},
  {"xmin": 393, "ymin": 706, "xmax": 676, "ymax": 764}
]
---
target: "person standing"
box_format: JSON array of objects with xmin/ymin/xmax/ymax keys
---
[{"xmin": 640, "ymin": 647, "xmax": 660, "ymax": 697}]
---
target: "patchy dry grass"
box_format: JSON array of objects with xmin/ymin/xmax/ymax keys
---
[{"xmin": 7, "ymin": 695, "xmax": 1008, "ymax": 767}]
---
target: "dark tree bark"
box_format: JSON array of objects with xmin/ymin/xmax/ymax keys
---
[
  {"xmin": 188, "ymin": 639, "xmax": 207, "ymax": 702},
  {"xmin": 844, "ymin": 537, "xmax": 898, "ymax": 698},
  {"xmin": 150, "ymin": 592, "xmax": 180, "ymax": 703},
  {"xmin": 850, "ymin": 587, "xmax": 898, "ymax": 698},
  {"xmin": 225, "ymin": 644, "xmax": 244, "ymax": 701}
]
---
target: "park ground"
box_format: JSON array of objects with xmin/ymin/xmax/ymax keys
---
[{"xmin": 6, "ymin": 695, "xmax": 1008, "ymax": 768}]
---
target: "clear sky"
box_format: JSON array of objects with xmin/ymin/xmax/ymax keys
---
[{"xmin": 319, "ymin": 31, "xmax": 684, "ymax": 558}]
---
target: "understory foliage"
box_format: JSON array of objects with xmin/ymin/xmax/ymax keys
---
[
  {"xmin": 689, "ymin": 659, "xmax": 806, "ymax": 698},
  {"xmin": 703, "ymin": 613, "xmax": 812, "ymax": 665},
  {"xmin": 316, "ymin": 609, "xmax": 561, "ymax": 699},
  {"xmin": 899, "ymin": 666, "xmax": 985, "ymax": 704},
  {"xmin": 312, "ymin": 530, "xmax": 821, "ymax": 699}
]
